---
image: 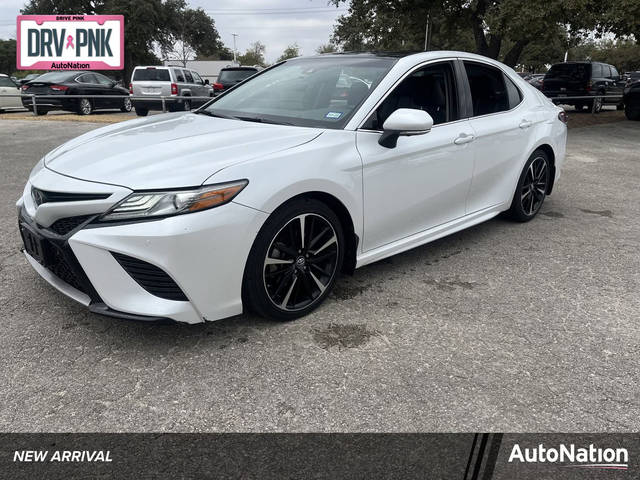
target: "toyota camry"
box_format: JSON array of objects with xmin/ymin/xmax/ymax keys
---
[{"xmin": 17, "ymin": 52, "xmax": 567, "ymax": 324}]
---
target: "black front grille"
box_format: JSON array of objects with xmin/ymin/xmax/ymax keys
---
[
  {"xmin": 111, "ymin": 252, "xmax": 188, "ymax": 301},
  {"xmin": 48, "ymin": 215, "xmax": 93, "ymax": 236},
  {"xmin": 32, "ymin": 187, "xmax": 110, "ymax": 206}
]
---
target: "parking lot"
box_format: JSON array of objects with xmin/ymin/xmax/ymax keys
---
[{"xmin": 0, "ymin": 115, "xmax": 638, "ymax": 433}]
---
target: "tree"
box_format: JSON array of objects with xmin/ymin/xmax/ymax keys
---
[
  {"xmin": 329, "ymin": 0, "xmax": 603, "ymax": 67},
  {"xmin": 277, "ymin": 44, "xmax": 301, "ymax": 62},
  {"xmin": 0, "ymin": 40, "xmax": 17, "ymax": 74},
  {"xmin": 238, "ymin": 41, "xmax": 267, "ymax": 67},
  {"xmin": 316, "ymin": 43, "xmax": 338, "ymax": 54},
  {"xmin": 21, "ymin": 0, "xmax": 228, "ymax": 81}
]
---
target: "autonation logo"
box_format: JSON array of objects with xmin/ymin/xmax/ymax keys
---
[{"xmin": 509, "ymin": 443, "xmax": 629, "ymax": 470}]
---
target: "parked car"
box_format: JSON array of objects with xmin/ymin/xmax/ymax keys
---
[
  {"xmin": 17, "ymin": 73, "xmax": 41, "ymax": 86},
  {"xmin": 625, "ymin": 71, "xmax": 640, "ymax": 86},
  {"xmin": 0, "ymin": 74, "xmax": 24, "ymax": 112},
  {"xmin": 130, "ymin": 66, "xmax": 213, "ymax": 116},
  {"xmin": 623, "ymin": 77, "xmax": 640, "ymax": 120},
  {"xmin": 21, "ymin": 71, "xmax": 131, "ymax": 115},
  {"xmin": 541, "ymin": 61, "xmax": 625, "ymax": 112},
  {"xmin": 17, "ymin": 51, "xmax": 567, "ymax": 323},
  {"xmin": 212, "ymin": 66, "xmax": 259, "ymax": 95},
  {"xmin": 528, "ymin": 74, "xmax": 545, "ymax": 90}
]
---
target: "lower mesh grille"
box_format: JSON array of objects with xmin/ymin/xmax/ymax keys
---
[
  {"xmin": 111, "ymin": 252, "xmax": 188, "ymax": 301},
  {"xmin": 48, "ymin": 247, "xmax": 85, "ymax": 293},
  {"xmin": 48, "ymin": 215, "xmax": 93, "ymax": 236}
]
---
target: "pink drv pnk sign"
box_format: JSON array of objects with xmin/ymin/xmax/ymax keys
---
[{"xmin": 17, "ymin": 15, "xmax": 124, "ymax": 70}]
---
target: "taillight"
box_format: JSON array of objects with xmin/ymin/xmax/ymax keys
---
[
  {"xmin": 129, "ymin": 83, "xmax": 133, "ymax": 94},
  {"xmin": 50, "ymin": 85, "xmax": 69, "ymax": 91},
  {"xmin": 558, "ymin": 111, "xmax": 568, "ymax": 124},
  {"xmin": 171, "ymin": 83, "xmax": 178, "ymax": 95},
  {"xmin": 586, "ymin": 80, "xmax": 592, "ymax": 92},
  {"xmin": 213, "ymin": 83, "xmax": 223, "ymax": 91},
  {"xmin": 21, "ymin": 84, "xmax": 29, "ymax": 91}
]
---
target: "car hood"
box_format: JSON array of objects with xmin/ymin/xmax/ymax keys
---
[{"xmin": 44, "ymin": 112, "xmax": 322, "ymax": 190}]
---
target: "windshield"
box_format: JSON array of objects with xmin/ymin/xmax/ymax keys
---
[
  {"xmin": 205, "ymin": 56, "xmax": 396, "ymax": 129},
  {"xmin": 218, "ymin": 69, "xmax": 257, "ymax": 83},
  {"xmin": 133, "ymin": 68, "xmax": 171, "ymax": 81},
  {"xmin": 546, "ymin": 63, "xmax": 589, "ymax": 80}
]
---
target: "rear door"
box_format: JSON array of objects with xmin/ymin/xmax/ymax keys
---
[
  {"xmin": 462, "ymin": 60, "xmax": 539, "ymax": 213},
  {"xmin": 0, "ymin": 76, "xmax": 21, "ymax": 108},
  {"xmin": 357, "ymin": 60, "xmax": 476, "ymax": 251}
]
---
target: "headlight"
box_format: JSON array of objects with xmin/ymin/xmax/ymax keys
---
[{"xmin": 99, "ymin": 180, "xmax": 248, "ymax": 222}]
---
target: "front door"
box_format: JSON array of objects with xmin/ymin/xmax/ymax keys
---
[{"xmin": 357, "ymin": 61, "xmax": 476, "ymax": 251}]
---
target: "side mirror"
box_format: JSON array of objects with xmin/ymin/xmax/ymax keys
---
[
  {"xmin": 204, "ymin": 79, "xmax": 210, "ymax": 85},
  {"xmin": 378, "ymin": 108, "xmax": 434, "ymax": 148}
]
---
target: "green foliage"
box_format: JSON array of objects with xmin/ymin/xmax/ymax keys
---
[
  {"xmin": 316, "ymin": 43, "xmax": 338, "ymax": 54},
  {"xmin": 0, "ymin": 40, "xmax": 17, "ymax": 74},
  {"xmin": 277, "ymin": 44, "xmax": 301, "ymax": 62},
  {"xmin": 238, "ymin": 42, "xmax": 267, "ymax": 67}
]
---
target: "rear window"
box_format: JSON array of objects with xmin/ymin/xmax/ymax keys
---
[
  {"xmin": 546, "ymin": 63, "xmax": 589, "ymax": 80},
  {"xmin": 133, "ymin": 68, "xmax": 171, "ymax": 81},
  {"xmin": 218, "ymin": 69, "xmax": 257, "ymax": 83}
]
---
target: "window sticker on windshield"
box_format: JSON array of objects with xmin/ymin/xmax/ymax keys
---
[{"xmin": 325, "ymin": 112, "xmax": 343, "ymax": 119}]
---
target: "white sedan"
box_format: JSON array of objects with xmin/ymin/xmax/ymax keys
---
[
  {"xmin": 0, "ymin": 74, "xmax": 23, "ymax": 112},
  {"xmin": 17, "ymin": 51, "xmax": 567, "ymax": 323}
]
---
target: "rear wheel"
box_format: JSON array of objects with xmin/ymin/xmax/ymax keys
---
[
  {"xmin": 616, "ymin": 102, "xmax": 624, "ymax": 111},
  {"xmin": 77, "ymin": 98, "xmax": 92, "ymax": 115},
  {"xmin": 591, "ymin": 95, "xmax": 603, "ymax": 113},
  {"xmin": 506, "ymin": 150, "xmax": 551, "ymax": 222},
  {"xmin": 243, "ymin": 198, "xmax": 344, "ymax": 321},
  {"xmin": 121, "ymin": 97, "xmax": 132, "ymax": 112},
  {"xmin": 135, "ymin": 106, "xmax": 149, "ymax": 117}
]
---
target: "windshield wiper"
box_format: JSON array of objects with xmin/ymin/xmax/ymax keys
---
[
  {"xmin": 236, "ymin": 116, "xmax": 294, "ymax": 126},
  {"xmin": 195, "ymin": 110, "xmax": 240, "ymax": 120}
]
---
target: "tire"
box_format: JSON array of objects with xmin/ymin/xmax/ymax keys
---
[
  {"xmin": 505, "ymin": 149, "xmax": 551, "ymax": 222},
  {"xmin": 243, "ymin": 198, "xmax": 345, "ymax": 321},
  {"xmin": 591, "ymin": 95, "xmax": 603, "ymax": 113},
  {"xmin": 625, "ymin": 102, "xmax": 640, "ymax": 121},
  {"xmin": 34, "ymin": 109, "xmax": 48, "ymax": 116},
  {"xmin": 574, "ymin": 103, "xmax": 586, "ymax": 111},
  {"xmin": 121, "ymin": 97, "xmax": 132, "ymax": 112},
  {"xmin": 616, "ymin": 102, "xmax": 624, "ymax": 111},
  {"xmin": 135, "ymin": 107, "xmax": 149, "ymax": 117},
  {"xmin": 77, "ymin": 98, "xmax": 92, "ymax": 115}
]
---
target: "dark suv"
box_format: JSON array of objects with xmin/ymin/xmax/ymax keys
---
[
  {"xmin": 542, "ymin": 61, "xmax": 625, "ymax": 113},
  {"xmin": 213, "ymin": 67, "xmax": 259, "ymax": 95}
]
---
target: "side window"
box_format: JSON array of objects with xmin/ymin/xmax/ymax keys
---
[
  {"xmin": 592, "ymin": 64, "xmax": 603, "ymax": 78},
  {"xmin": 77, "ymin": 73, "xmax": 97, "ymax": 84},
  {"xmin": 192, "ymin": 71, "xmax": 203, "ymax": 84},
  {"xmin": 184, "ymin": 70, "xmax": 194, "ymax": 83},
  {"xmin": 362, "ymin": 61, "xmax": 458, "ymax": 130},
  {"xmin": 95, "ymin": 73, "xmax": 114, "ymax": 86},
  {"xmin": 464, "ymin": 62, "xmax": 510, "ymax": 116},
  {"xmin": 610, "ymin": 66, "xmax": 619, "ymax": 78},
  {"xmin": 173, "ymin": 69, "xmax": 185, "ymax": 82},
  {"xmin": 0, "ymin": 76, "xmax": 15, "ymax": 87},
  {"xmin": 504, "ymin": 74, "xmax": 522, "ymax": 109}
]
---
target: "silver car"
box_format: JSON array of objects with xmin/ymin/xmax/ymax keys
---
[{"xmin": 130, "ymin": 66, "xmax": 213, "ymax": 116}]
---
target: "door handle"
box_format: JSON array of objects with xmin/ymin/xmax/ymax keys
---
[
  {"xmin": 519, "ymin": 119, "xmax": 533, "ymax": 129},
  {"xmin": 454, "ymin": 133, "xmax": 475, "ymax": 145}
]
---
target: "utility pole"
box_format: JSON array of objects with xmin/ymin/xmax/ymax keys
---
[
  {"xmin": 424, "ymin": 11, "xmax": 431, "ymax": 51},
  {"xmin": 232, "ymin": 33, "xmax": 239, "ymax": 64}
]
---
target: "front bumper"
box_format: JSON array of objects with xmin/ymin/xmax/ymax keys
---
[{"xmin": 18, "ymin": 172, "xmax": 268, "ymax": 324}]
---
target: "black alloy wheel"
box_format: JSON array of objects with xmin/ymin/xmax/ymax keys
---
[
  {"xmin": 243, "ymin": 199, "xmax": 344, "ymax": 320},
  {"xmin": 506, "ymin": 150, "xmax": 551, "ymax": 222}
]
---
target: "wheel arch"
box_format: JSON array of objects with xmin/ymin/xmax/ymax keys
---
[
  {"xmin": 266, "ymin": 191, "xmax": 359, "ymax": 274},
  {"xmin": 534, "ymin": 143, "xmax": 556, "ymax": 194}
]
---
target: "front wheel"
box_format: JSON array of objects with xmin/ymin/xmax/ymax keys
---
[
  {"xmin": 77, "ymin": 98, "xmax": 93, "ymax": 115},
  {"xmin": 591, "ymin": 95, "xmax": 603, "ymax": 113},
  {"xmin": 243, "ymin": 199, "xmax": 344, "ymax": 321},
  {"xmin": 506, "ymin": 150, "xmax": 551, "ymax": 222}
]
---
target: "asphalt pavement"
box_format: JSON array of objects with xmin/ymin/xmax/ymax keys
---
[{"xmin": 0, "ymin": 117, "xmax": 638, "ymax": 432}]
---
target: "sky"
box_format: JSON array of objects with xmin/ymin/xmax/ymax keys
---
[{"xmin": 0, "ymin": 0, "xmax": 349, "ymax": 63}]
